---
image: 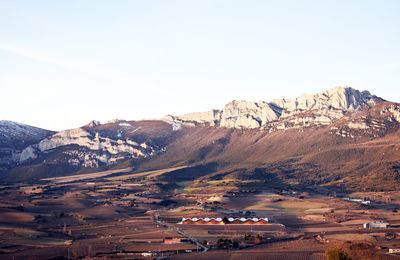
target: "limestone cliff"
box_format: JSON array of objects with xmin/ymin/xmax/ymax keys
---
[{"xmin": 164, "ymin": 87, "xmax": 382, "ymax": 130}]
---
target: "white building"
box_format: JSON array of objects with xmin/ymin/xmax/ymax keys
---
[
  {"xmin": 343, "ymin": 197, "xmax": 371, "ymax": 205},
  {"xmin": 389, "ymin": 248, "xmax": 400, "ymax": 254},
  {"xmin": 363, "ymin": 221, "xmax": 389, "ymax": 229}
]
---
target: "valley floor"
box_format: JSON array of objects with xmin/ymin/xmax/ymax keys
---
[{"xmin": 1, "ymin": 167, "xmax": 400, "ymax": 259}]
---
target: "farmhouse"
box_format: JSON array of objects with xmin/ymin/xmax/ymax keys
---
[
  {"xmin": 363, "ymin": 221, "xmax": 389, "ymax": 229},
  {"xmin": 178, "ymin": 217, "xmax": 269, "ymax": 225}
]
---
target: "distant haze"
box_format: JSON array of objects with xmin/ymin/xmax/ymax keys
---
[{"xmin": 1, "ymin": 0, "xmax": 399, "ymax": 130}]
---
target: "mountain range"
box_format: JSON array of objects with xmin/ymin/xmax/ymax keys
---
[{"xmin": 1, "ymin": 86, "xmax": 399, "ymax": 192}]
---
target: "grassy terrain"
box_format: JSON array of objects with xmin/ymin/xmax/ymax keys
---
[{"xmin": 105, "ymin": 166, "xmax": 187, "ymax": 181}]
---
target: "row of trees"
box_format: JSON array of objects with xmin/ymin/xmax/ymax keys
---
[{"xmin": 216, "ymin": 238, "xmax": 239, "ymax": 249}]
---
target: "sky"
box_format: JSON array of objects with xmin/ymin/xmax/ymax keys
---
[{"xmin": 1, "ymin": 0, "xmax": 400, "ymax": 131}]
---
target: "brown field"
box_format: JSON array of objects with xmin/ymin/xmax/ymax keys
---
[
  {"xmin": 105, "ymin": 166, "xmax": 188, "ymax": 181},
  {"xmin": 1, "ymin": 166, "xmax": 400, "ymax": 259},
  {"xmin": 41, "ymin": 167, "xmax": 133, "ymax": 183}
]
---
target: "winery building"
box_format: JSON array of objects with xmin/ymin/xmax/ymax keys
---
[{"xmin": 178, "ymin": 217, "xmax": 269, "ymax": 225}]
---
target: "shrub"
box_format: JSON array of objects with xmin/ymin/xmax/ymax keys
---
[{"xmin": 326, "ymin": 247, "xmax": 352, "ymax": 260}]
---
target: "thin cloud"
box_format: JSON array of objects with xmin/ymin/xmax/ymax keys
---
[
  {"xmin": 0, "ymin": 43, "xmax": 71, "ymax": 69},
  {"xmin": 0, "ymin": 42, "xmax": 130, "ymax": 83}
]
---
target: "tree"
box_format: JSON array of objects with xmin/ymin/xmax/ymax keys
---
[
  {"xmin": 217, "ymin": 238, "xmax": 233, "ymax": 249},
  {"xmin": 255, "ymin": 234, "xmax": 263, "ymax": 244},
  {"xmin": 326, "ymin": 247, "xmax": 352, "ymax": 260}
]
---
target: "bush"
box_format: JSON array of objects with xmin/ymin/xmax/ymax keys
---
[
  {"xmin": 158, "ymin": 199, "xmax": 177, "ymax": 207},
  {"xmin": 326, "ymin": 247, "xmax": 352, "ymax": 260},
  {"xmin": 217, "ymin": 238, "xmax": 233, "ymax": 249}
]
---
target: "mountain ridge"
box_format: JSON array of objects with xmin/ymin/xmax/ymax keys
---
[
  {"xmin": 163, "ymin": 86, "xmax": 385, "ymax": 130},
  {"xmin": 1, "ymin": 86, "xmax": 399, "ymax": 192}
]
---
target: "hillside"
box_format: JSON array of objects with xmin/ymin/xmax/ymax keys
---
[
  {"xmin": 1, "ymin": 87, "xmax": 400, "ymax": 192},
  {"xmin": 0, "ymin": 121, "xmax": 54, "ymax": 171}
]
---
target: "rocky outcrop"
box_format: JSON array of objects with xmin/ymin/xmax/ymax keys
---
[
  {"xmin": 328, "ymin": 102, "xmax": 400, "ymax": 138},
  {"xmin": 164, "ymin": 87, "xmax": 382, "ymax": 130},
  {"xmin": 164, "ymin": 100, "xmax": 281, "ymax": 129},
  {"xmin": 86, "ymin": 120, "xmax": 101, "ymax": 127},
  {"xmin": 164, "ymin": 110, "xmax": 219, "ymax": 127},
  {"xmin": 273, "ymin": 87, "xmax": 377, "ymax": 114},
  {"xmin": 37, "ymin": 128, "xmax": 149, "ymax": 157},
  {"xmin": 18, "ymin": 146, "xmax": 38, "ymax": 162},
  {"xmin": 219, "ymin": 100, "xmax": 281, "ymax": 129},
  {"xmin": 385, "ymin": 105, "xmax": 400, "ymax": 123},
  {"xmin": 18, "ymin": 127, "xmax": 158, "ymax": 167}
]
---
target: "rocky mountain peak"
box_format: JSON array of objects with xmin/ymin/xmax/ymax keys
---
[
  {"xmin": 164, "ymin": 86, "xmax": 383, "ymax": 130},
  {"xmin": 219, "ymin": 100, "xmax": 281, "ymax": 128},
  {"xmin": 273, "ymin": 86, "xmax": 378, "ymax": 113},
  {"xmin": 86, "ymin": 120, "xmax": 101, "ymax": 127}
]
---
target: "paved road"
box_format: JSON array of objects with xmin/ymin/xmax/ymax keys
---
[{"xmin": 153, "ymin": 213, "xmax": 208, "ymax": 253}]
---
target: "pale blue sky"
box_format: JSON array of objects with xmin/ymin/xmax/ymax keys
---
[{"xmin": 1, "ymin": 0, "xmax": 399, "ymax": 130}]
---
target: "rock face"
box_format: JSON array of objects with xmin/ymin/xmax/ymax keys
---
[
  {"xmin": 165, "ymin": 101, "xmax": 281, "ymax": 129},
  {"xmin": 219, "ymin": 101, "xmax": 280, "ymax": 129},
  {"xmin": 19, "ymin": 127, "xmax": 158, "ymax": 166},
  {"xmin": 329, "ymin": 102, "xmax": 400, "ymax": 138},
  {"xmin": 163, "ymin": 110, "xmax": 219, "ymax": 127},
  {"xmin": 0, "ymin": 119, "xmax": 176, "ymax": 173},
  {"xmin": 273, "ymin": 87, "xmax": 375, "ymax": 113},
  {"xmin": 387, "ymin": 105, "xmax": 400, "ymax": 123},
  {"xmin": 37, "ymin": 128, "xmax": 148, "ymax": 156},
  {"xmin": 164, "ymin": 87, "xmax": 382, "ymax": 130}
]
